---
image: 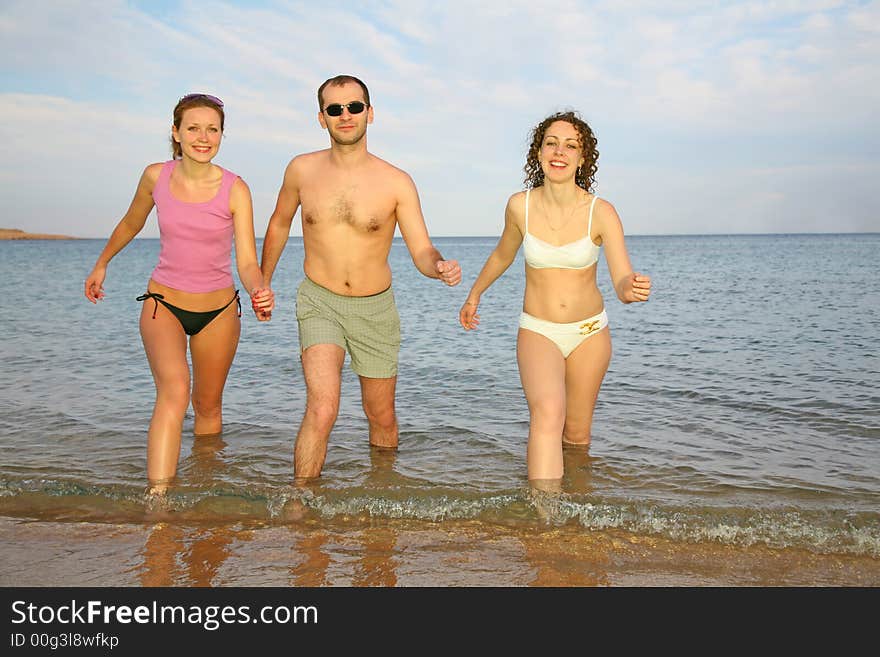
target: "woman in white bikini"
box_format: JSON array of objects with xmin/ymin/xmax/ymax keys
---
[{"xmin": 460, "ymin": 110, "xmax": 651, "ymax": 485}]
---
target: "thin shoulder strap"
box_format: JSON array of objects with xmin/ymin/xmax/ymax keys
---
[
  {"xmin": 524, "ymin": 189, "xmax": 530, "ymax": 233},
  {"xmin": 218, "ymin": 167, "xmax": 238, "ymax": 212},
  {"xmin": 159, "ymin": 159, "xmax": 176, "ymax": 184},
  {"xmin": 587, "ymin": 195, "xmax": 598, "ymax": 236}
]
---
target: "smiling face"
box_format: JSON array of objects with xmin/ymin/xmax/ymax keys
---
[
  {"xmin": 317, "ymin": 81, "xmax": 373, "ymax": 146},
  {"xmin": 539, "ymin": 121, "xmax": 585, "ymax": 183},
  {"xmin": 523, "ymin": 111, "xmax": 599, "ymax": 191},
  {"xmin": 171, "ymin": 106, "xmax": 223, "ymax": 162}
]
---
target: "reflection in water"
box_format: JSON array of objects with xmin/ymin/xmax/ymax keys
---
[
  {"xmin": 138, "ymin": 435, "xmax": 243, "ymax": 586},
  {"xmin": 289, "ymin": 447, "xmax": 400, "ymax": 586},
  {"xmin": 355, "ymin": 448, "xmax": 398, "ymax": 585},
  {"xmin": 290, "ymin": 530, "xmax": 333, "ymax": 586},
  {"xmin": 138, "ymin": 440, "xmax": 607, "ymax": 587},
  {"xmin": 139, "ymin": 522, "xmax": 183, "ymax": 586},
  {"xmin": 351, "ymin": 523, "xmax": 398, "ymax": 586},
  {"xmin": 138, "ymin": 522, "xmax": 238, "ymax": 587},
  {"xmin": 364, "ymin": 445, "xmax": 398, "ymax": 488},
  {"xmin": 187, "ymin": 527, "xmax": 236, "ymax": 586},
  {"xmin": 562, "ymin": 445, "xmax": 595, "ymax": 494},
  {"xmin": 181, "ymin": 435, "xmax": 228, "ymax": 485},
  {"xmin": 523, "ymin": 447, "xmax": 609, "ymax": 586},
  {"xmin": 520, "ymin": 527, "xmax": 611, "ymax": 587}
]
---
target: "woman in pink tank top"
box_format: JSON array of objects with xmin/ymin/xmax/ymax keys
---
[{"xmin": 84, "ymin": 93, "xmax": 275, "ymax": 496}]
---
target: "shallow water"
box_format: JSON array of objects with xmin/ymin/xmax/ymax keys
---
[{"xmin": 1, "ymin": 234, "xmax": 878, "ymax": 585}]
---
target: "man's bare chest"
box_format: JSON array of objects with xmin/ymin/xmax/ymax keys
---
[{"xmin": 300, "ymin": 183, "xmax": 396, "ymax": 233}]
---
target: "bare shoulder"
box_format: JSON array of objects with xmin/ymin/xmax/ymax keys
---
[
  {"xmin": 507, "ymin": 190, "xmax": 527, "ymax": 208},
  {"xmin": 371, "ymin": 154, "xmax": 413, "ymax": 185},
  {"xmin": 280, "ymin": 151, "xmax": 327, "ymax": 191},
  {"xmin": 593, "ymin": 195, "xmax": 616, "ymax": 212},
  {"xmin": 506, "ymin": 190, "xmax": 527, "ymax": 220},
  {"xmin": 228, "ymin": 176, "xmax": 254, "ymax": 218},
  {"xmin": 287, "ymin": 149, "xmax": 327, "ymax": 174},
  {"xmin": 593, "ymin": 196, "xmax": 620, "ymax": 222},
  {"xmin": 137, "ymin": 162, "xmax": 166, "ymax": 194},
  {"xmin": 592, "ymin": 196, "xmax": 625, "ymax": 240},
  {"xmin": 142, "ymin": 162, "xmax": 165, "ymax": 183},
  {"xmin": 231, "ymin": 176, "xmax": 252, "ymax": 196},
  {"xmin": 291, "ymin": 149, "xmax": 327, "ymax": 166},
  {"xmin": 367, "ymin": 156, "xmax": 419, "ymax": 205}
]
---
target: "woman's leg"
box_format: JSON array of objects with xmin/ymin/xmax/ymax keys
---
[
  {"xmin": 517, "ymin": 328, "xmax": 567, "ymax": 481},
  {"xmin": 189, "ymin": 301, "xmax": 241, "ymax": 437},
  {"xmin": 562, "ymin": 327, "xmax": 612, "ymax": 448},
  {"xmin": 140, "ymin": 301, "xmax": 190, "ymax": 490}
]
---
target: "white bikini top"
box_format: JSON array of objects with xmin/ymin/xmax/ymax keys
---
[{"xmin": 522, "ymin": 189, "xmax": 600, "ymax": 270}]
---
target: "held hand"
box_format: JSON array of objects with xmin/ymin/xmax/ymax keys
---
[
  {"xmin": 459, "ymin": 300, "xmax": 481, "ymax": 331},
  {"xmin": 84, "ymin": 266, "xmax": 106, "ymax": 304},
  {"xmin": 251, "ymin": 287, "xmax": 275, "ymax": 322},
  {"xmin": 436, "ymin": 260, "xmax": 462, "ymax": 287},
  {"xmin": 625, "ymin": 272, "xmax": 652, "ymax": 303}
]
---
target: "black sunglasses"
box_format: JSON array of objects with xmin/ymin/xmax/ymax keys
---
[
  {"xmin": 179, "ymin": 93, "xmax": 224, "ymax": 108},
  {"xmin": 323, "ymin": 101, "xmax": 367, "ymax": 117}
]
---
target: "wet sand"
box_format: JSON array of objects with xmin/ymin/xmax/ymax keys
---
[{"xmin": 1, "ymin": 517, "xmax": 877, "ymax": 587}]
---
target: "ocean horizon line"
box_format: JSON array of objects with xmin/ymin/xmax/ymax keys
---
[{"xmin": 24, "ymin": 230, "xmax": 880, "ymax": 241}]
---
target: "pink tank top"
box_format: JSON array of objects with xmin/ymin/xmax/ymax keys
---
[{"xmin": 150, "ymin": 160, "xmax": 238, "ymax": 293}]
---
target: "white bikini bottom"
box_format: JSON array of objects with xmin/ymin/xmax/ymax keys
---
[{"xmin": 518, "ymin": 309, "xmax": 608, "ymax": 358}]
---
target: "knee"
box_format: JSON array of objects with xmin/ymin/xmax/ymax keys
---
[
  {"xmin": 529, "ymin": 398, "xmax": 565, "ymax": 428},
  {"xmin": 363, "ymin": 402, "xmax": 396, "ymax": 431},
  {"xmin": 563, "ymin": 426, "xmax": 591, "ymax": 445},
  {"xmin": 156, "ymin": 378, "xmax": 190, "ymax": 413},
  {"xmin": 192, "ymin": 394, "xmax": 222, "ymax": 419},
  {"xmin": 306, "ymin": 399, "xmax": 339, "ymax": 432}
]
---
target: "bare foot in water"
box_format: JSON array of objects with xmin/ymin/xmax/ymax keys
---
[
  {"xmin": 528, "ymin": 479, "xmax": 563, "ymax": 523},
  {"xmin": 144, "ymin": 482, "xmax": 174, "ymax": 519},
  {"xmin": 280, "ymin": 498, "xmax": 310, "ymax": 522}
]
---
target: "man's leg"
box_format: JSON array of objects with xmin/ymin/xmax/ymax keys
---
[
  {"xmin": 295, "ymin": 344, "xmax": 345, "ymax": 479},
  {"xmin": 359, "ymin": 375, "xmax": 398, "ymax": 448}
]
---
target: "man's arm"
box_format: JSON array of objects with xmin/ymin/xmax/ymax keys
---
[
  {"xmin": 260, "ymin": 158, "xmax": 302, "ymax": 287},
  {"xmin": 394, "ymin": 172, "xmax": 461, "ymax": 286}
]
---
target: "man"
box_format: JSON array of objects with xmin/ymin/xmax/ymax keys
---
[{"xmin": 261, "ymin": 74, "xmax": 462, "ymax": 480}]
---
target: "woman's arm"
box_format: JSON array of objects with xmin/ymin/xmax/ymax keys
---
[
  {"xmin": 230, "ymin": 177, "xmax": 274, "ymax": 320},
  {"xmin": 459, "ymin": 193, "xmax": 526, "ymax": 330},
  {"xmin": 594, "ymin": 199, "xmax": 651, "ymax": 304},
  {"xmin": 84, "ymin": 164, "xmax": 160, "ymax": 303}
]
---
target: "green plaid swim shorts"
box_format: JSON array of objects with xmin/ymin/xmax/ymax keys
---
[{"xmin": 295, "ymin": 277, "xmax": 401, "ymax": 378}]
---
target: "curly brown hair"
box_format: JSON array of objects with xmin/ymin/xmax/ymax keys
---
[
  {"xmin": 170, "ymin": 94, "xmax": 225, "ymax": 159},
  {"xmin": 523, "ymin": 110, "xmax": 598, "ymax": 191}
]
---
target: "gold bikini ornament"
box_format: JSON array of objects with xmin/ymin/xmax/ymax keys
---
[{"xmin": 579, "ymin": 320, "xmax": 600, "ymax": 335}]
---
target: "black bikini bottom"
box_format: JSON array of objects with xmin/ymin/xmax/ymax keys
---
[{"xmin": 136, "ymin": 290, "xmax": 241, "ymax": 336}]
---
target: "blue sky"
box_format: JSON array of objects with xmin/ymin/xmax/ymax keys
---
[{"xmin": 1, "ymin": 0, "xmax": 878, "ymax": 237}]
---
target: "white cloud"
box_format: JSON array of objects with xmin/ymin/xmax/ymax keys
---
[{"xmin": 1, "ymin": 1, "xmax": 877, "ymax": 236}]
